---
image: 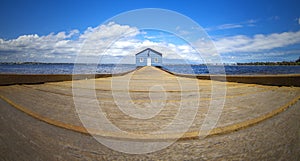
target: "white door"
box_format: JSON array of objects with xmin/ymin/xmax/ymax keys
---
[{"xmin": 147, "ymin": 57, "xmax": 151, "ymax": 66}]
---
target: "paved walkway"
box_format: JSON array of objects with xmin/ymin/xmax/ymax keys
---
[{"xmin": 0, "ymin": 66, "xmax": 300, "ymax": 160}]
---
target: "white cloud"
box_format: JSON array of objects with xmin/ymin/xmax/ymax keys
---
[
  {"xmin": 1, "ymin": 21, "xmax": 300, "ymax": 63},
  {"xmin": 190, "ymin": 30, "xmax": 300, "ymax": 63},
  {"xmin": 298, "ymin": 17, "xmax": 300, "ymax": 25},
  {"xmin": 104, "ymin": 38, "xmax": 198, "ymax": 61},
  {"xmin": 1, "ymin": 30, "xmax": 80, "ymax": 52},
  {"xmin": 205, "ymin": 19, "xmax": 257, "ymax": 31},
  {"xmin": 80, "ymin": 22, "xmax": 139, "ymax": 40},
  {"xmin": 0, "ymin": 22, "xmax": 142, "ymax": 62},
  {"xmin": 216, "ymin": 24, "xmax": 243, "ymax": 30},
  {"xmin": 212, "ymin": 30, "xmax": 300, "ymax": 53},
  {"xmin": 205, "ymin": 23, "xmax": 243, "ymax": 31},
  {"xmin": 0, "ymin": 21, "xmax": 200, "ymax": 63}
]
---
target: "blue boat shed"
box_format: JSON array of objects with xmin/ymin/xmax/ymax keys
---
[{"xmin": 135, "ymin": 48, "xmax": 162, "ymax": 67}]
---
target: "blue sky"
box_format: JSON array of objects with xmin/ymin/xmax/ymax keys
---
[{"xmin": 0, "ymin": 0, "xmax": 300, "ymax": 63}]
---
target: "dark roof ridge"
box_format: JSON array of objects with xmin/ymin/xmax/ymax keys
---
[{"xmin": 135, "ymin": 48, "xmax": 162, "ymax": 56}]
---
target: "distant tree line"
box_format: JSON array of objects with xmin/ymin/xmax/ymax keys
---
[{"xmin": 237, "ymin": 57, "xmax": 300, "ymax": 66}]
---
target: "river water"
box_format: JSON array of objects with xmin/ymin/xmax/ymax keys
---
[{"xmin": 0, "ymin": 63, "xmax": 299, "ymax": 75}]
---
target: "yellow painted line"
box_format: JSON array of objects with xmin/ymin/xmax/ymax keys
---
[
  {"xmin": 0, "ymin": 92, "xmax": 299, "ymax": 141},
  {"xmin": 0, "ymin": 94, "xmax": 89, "ymax": 134},
  {"xmin": 208, "ymin": 95, "xmax": 300, "ymax": 136}
]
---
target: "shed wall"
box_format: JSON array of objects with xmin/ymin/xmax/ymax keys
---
[{"xmin": 135, "ymin": 49, "xmax": 162, "ymax": 66}]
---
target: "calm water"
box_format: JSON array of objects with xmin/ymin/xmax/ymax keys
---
[
  {"xmin": 0, "ymin": 64, "xmax": 136, "ymax": 74},
  {"xmin": 0, "ymin": 63, "xmax": 300, "ymax": 75},
  {"xmin": 163, "ymin": 65, "xmax": 300, "ymax": 75}
]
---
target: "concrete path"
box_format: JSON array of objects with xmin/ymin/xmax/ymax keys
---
[{"xmin": 0, "ymin": 66, "xmax": 300, "ymax": 160}]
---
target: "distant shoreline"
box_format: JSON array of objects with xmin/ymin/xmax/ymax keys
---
[
  {"xmin": 236, "ymin": 62, "xmax": 300, "ymax": 66},
  {"xmin": 0, "ymin": 62, "xmax": 299, "ymax": 66}
]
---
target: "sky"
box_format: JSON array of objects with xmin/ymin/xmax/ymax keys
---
[{"xmin": 0, "ymin": 0, "xmax": 300, "ymax": 64}]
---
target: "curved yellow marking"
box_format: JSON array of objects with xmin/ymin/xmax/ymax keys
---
[
  {"xmin": 208, "ymin": 95, "xmax": 300, "ymax": 136},
  {"xmin": 0, "ymin": 94, "xmax": 89, "ymax": 134},
  {"xmin": 0, "ymin": 93, "xmax": 299, "ymax": 140}
]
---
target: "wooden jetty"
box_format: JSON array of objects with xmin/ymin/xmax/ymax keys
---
[{"xmin": 0, "ymin": 66, "xmax": 299, "ymax": 160}]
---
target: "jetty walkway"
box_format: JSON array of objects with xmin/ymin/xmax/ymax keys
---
[{"xmin": 0, "ymin": 66, "xmax": 299, "ymax": 160}]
